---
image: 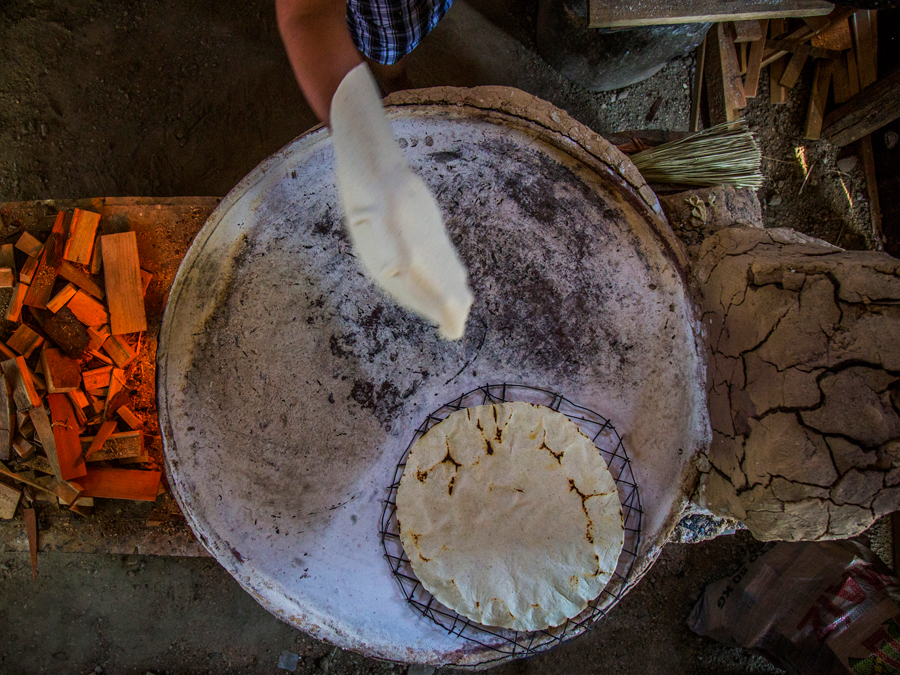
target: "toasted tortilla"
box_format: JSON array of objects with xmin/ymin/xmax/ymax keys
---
[{"xmin": 396, "ymin": 401, "xmax": 624, "ymax": 631}]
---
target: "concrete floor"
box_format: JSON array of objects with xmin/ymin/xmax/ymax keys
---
[
  {"xmin": 0, "ymin": 533, "xmax": 785, "ymax": 674},
  {"xmin": 0, "ymin": 0, "xmax": 884, "ymax": 673}
]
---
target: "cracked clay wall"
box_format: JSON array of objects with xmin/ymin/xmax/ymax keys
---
[{"xmin": 691, "ymin": 226, "xmax": 900, "ymax": 541}]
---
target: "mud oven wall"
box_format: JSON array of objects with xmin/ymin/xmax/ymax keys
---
[{"xmin": 669, "ymin": 188, "xmax": 900, "ymax": 542}]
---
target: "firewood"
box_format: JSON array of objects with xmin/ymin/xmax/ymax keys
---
[
  {"xmin": 5, "ymin": 283, "xmax": 27, "ymax": 322},
  {"xmin": 102, "ymin": 335, "xmax": 136, "ymax": 368},
  {"xmin": 90, "ymin": 350, "xmax": 115, "ymax": 366},
  {"xmin": 0, "ymin": 245, "xmax": 15, "ymax": 279},
  {"xmin": 24, "ymin": 338, "xmax": 43, "ymax": 361},
  {"xmin": 823, "ymin": 65, "xmax": 900, "ymax": 147},
  {"xmin": 705, "ymin": 22, "xmax": 746, "ymax": 124},
  {"xmin": 116, "ymin": 405, "xmax": 143, "ymax": 430},
  {"xmin": 16, "ymin": 411, "xmax": 34, "ymax": 439},
  {"xmin": 58, "ymin": 261, "xmax": 104, "ymax": 300},
  {"xmin": 1, "ymin": 357, "xmax": 41, "ymax": 411},
  {"xmin": 40, "ymin": 348, "xmax": 82, "ymax": 394},
  {"xmin": 0, "ymin": 342, "xmax": 14, "ymax": 361},
  {"xmin": 28, "ymin": 406, "xmax": 61, "ymax": 481},
  {"xmin": 0, "ymin": 480, "xmax": 20, "ymax": 519},
  {"xmin": 102, "ymin": 232, "xmax": 147, "ymax": 334},
  {"xmin": 21, "ymin": 455, "xmax": 54, "ymax": 475},
  {"xmin": 780, "ymin": 52, "xmax": 808, "ymax": 88},
  {"xmin": 765, "ymin": 38, "xmax": 841, "ymax": 60},
  {"xmin": 15, "ymin": 232, "xmax": 42, "ymax": 259},
  {"xmin": 0, "ymin": 268, "xmax": 13, "ymax": 288},
  {"xmin": 83, "ymin": 430, "xmax": 142, "ymax": 462},
  {"xmin": 89, "ymin": 241, "xmax": 102, "ymax": 276},
  {"xmin": 732, "ymin": 19, "xmax": 763, "ymax": 43},
  {"xmin": 86, "ymin": 327, "xmax": 106, "ymax": 352},
  {"xmin": 30, "ymin": 367, "xmax": 46, "ymax": 392},
  {"xmin": 37, "ymin": 475, "xmax": 83, "ymax": 505},
  {"xmin": 78, "ymin": 467, "xmax": 161, "ymax": 501},
  {"xmin": 47, "ymin": 394, "xmax": 87, "ymax": 481},
  {"xmin": 13, "ymin": 436, "xmax": 34, "ymax": 459},
  {"xmin": 833, "ymin": 52, "xmax": 853, "ymax": 104},
  {"xmin": 84, "ymin": 420, "xmax": 118, "ymax": 460},
  {"xmin": 118, "ymin": 454, "xmax": 151, "ymax": 465},
  {"xmin": 69, "ymin": 493, "xmax": 94, "ymax": 516},
  {"xmin": 62, "ymin": 209, "xmax": 101, "ymax": 265},
  {"xmin": 82, "ymin": 365, "xmax": 112, "ymax": 392},
  {"xmin": 7, "ymin": 325, "xmax": 41, "ymax": 356},
  {"xmin": 105, "ymin": 368, "xmax": 126, "ymax": 417},
  {"xmin": 0, "ymin": 244, "xmax": 16, "ymax": 286},
  {"xmin": 41, "ymin": 306, "xmax": 89, "ymax": 359},
  {"xmin": 689, "ymin": 35, "xmax": 706, "ymax": 132},
  {"xmin": 0, "ymin": 373, "xmax": 12, "ymax": 461},
  {"xmin": 66, "ymin": 290, "xmax": 109, "ymax": 327},
  {"xmin": 812, "ymin": 16, "xmax": 851, "ymax": 50},
  {"xmin": 0, "ymin": 463, "xmax": 46, "ymax": 496},
  {"xmin": 104, "ymin": 388, "xmax": 131, "ymax": 419},
  {"xmin": 19, "ymin": 257, "xmax": 38, "ymax": 284},
  {"xmin": 46, "ymin": 283, "xmax": 78, "ymax": 313},
  {"xmin": 68, "ymin": 389, "xmax": 89, "ymax": 411},
  {"xmin": 852, "ymin": 10, "xmax": 876, "ymax": 89},
  {"xmin": 24, "ymin": 216, "xmax": 63, "ymax": 309}
]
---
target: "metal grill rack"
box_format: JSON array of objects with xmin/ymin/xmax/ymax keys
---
[{"xmin": 379, "ymin": 384, "xmax": 642, "ymax": 664}]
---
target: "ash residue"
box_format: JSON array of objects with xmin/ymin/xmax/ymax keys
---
[{"xmin": 436, "ymin": 138, "xmax": 641, "ymax": 378}]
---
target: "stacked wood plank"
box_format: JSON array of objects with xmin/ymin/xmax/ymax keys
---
[
  {"xmin": 697, "ymin": 9, "xmax": 875, "ymax": 132},
  {"xmin": 694, "ymin": 9, "xmax": 884, "ymax": 241},
  {"xmin": 0, "ymin": 210, "xmax": 160, "ymax": 527}
]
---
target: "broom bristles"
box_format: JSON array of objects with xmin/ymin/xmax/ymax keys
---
[{"xmin": 631, "ymin": 120, "xmax": 764, "ymax": 190}]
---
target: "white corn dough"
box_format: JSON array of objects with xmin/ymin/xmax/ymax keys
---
[
  {"xmin": 396, "ymin": 402, "xmax": 624, "ymax": 631},
  {"xmin": 330, "ymin": 64, "xmax": 473, "ymax": 340}
]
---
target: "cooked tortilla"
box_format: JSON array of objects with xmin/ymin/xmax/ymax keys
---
[{"xmin": 396, "ymin": 401, "xmax": 624, "ymax": 631}]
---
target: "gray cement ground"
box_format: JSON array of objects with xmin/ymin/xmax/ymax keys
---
[
  {"xmin": 0, "ymin": 532, "xmax": 783, "ymax": 675},
  {"xmin": 0, "ymin": 0, "xmax": 885, "ymax": 673}
]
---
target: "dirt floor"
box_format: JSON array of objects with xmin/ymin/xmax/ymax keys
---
[{"xmin": 0, "ymin": 0, "xmax": 893, "ymax": 673}]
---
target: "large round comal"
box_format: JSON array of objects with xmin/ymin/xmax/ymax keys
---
[
  {"xmin": 397, "ymin": 402, "xmax": 625, "ymax": 632},
  {"xmin": 157, "ymin": 88, "xmax": 709, "ymax": 667}
]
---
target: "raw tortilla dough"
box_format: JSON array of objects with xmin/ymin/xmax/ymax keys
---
[{"xmin": 396, "ymin": 401, "xmax": 624, "ymax": 631}]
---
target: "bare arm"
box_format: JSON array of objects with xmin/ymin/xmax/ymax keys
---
[{"xmin": 276, "ymin": 0, "xmax": 362, "ymax": 123}]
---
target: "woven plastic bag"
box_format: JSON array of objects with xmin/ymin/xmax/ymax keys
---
[{"xmin": 688, "ymin": 540, "xmax": 900, "ymax": 674}]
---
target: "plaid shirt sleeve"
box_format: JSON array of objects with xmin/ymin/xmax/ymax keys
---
[{"xmin": 346, "ymin": 0, "xmax": 454, "ymax": 65}]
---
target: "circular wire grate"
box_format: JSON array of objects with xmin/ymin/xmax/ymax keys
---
[{"xmin": 379, "ymin": 384, "xmax": 642, "ymax": 664}]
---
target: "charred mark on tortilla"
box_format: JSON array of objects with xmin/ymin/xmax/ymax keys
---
[
  {"xmin": 442, "ymin": 439, "xmax": 462, "ymax": 468},
  {"xmin": 475, "ymin": 420, "xmax": 483, "ymax": 431},
  {"xmin": 485, "ymin": 439, "xmax": 494, "ymax": 455},
  {"xmin": 416, "ymin": 469, "xmax": 428, "ymax": 483},
  {"xmin": 448, "ymin": 475, "xmax": 456, "ymax": 496},
  {"xmin": 410, "ymin": 533, "xmax": 430, "ymax": 562},
  {"xmin": 569, "ymin": 479, "xmax": 597, "ymax": 545},
  {"xmin": 541, "ymin": 430, "xmax": 563, "ymax": 463}
]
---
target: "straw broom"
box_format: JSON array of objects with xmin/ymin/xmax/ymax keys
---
[{"xmin": 630, "ymin": 120, "xmax": 764, "ymax": 190}]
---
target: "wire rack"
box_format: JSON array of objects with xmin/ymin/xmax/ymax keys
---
[{"xmin": 379, "ymin": 384, "xmax": 642, "ymax": 664}]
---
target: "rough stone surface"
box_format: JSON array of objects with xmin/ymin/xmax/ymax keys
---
[{"xmin": 694, "ymin": 226, "xmax": 900, "ymax": 541}]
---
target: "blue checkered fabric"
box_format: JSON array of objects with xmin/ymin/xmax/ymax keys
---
[{"xmin": 346, "ymin": 0, "xmax": 454, "ymax": 65}]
